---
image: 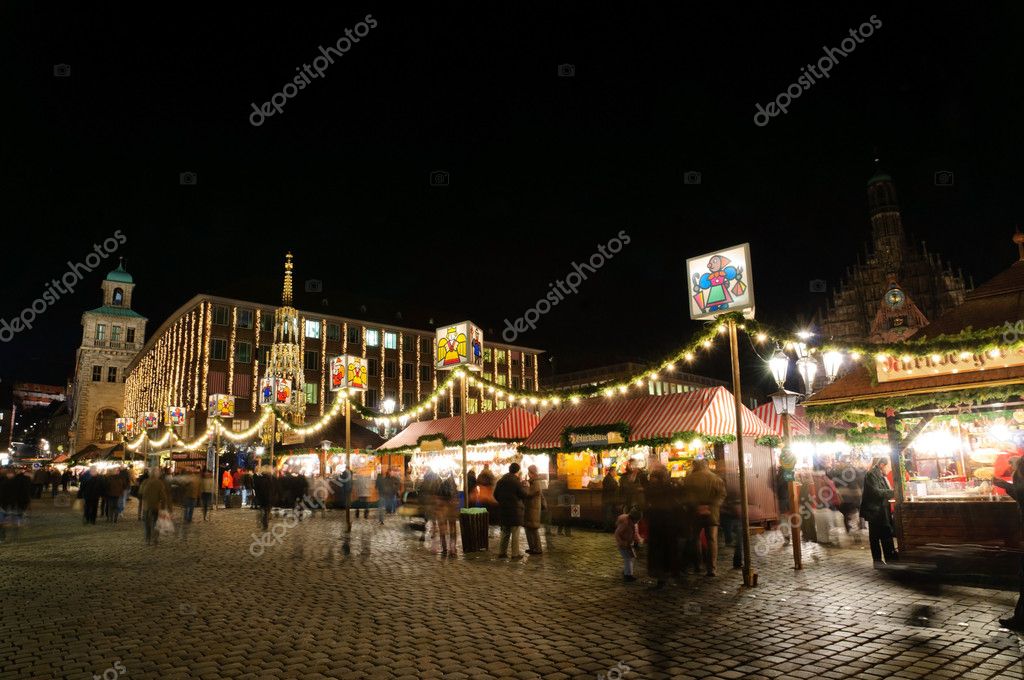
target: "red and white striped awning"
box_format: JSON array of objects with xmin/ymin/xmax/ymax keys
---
[
  {"xmin": 752, "ymin": 403, "xmax": 810, "ymax": 437},
  {"xmin": 521, "ymin": 386, "xmax": 774, "ymax": 450},
  {"xmin": 378, "ymin": 407, "xmax": 540, "ymax": 450}
]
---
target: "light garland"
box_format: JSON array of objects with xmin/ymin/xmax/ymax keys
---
[{"xmin": 217, "ymin": 409, "xmax": 271, "ymax": 441}]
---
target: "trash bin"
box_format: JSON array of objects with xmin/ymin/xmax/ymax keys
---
[{"xmin": 459, "ymin": 507, "xmax": 489, "ymax": 552}]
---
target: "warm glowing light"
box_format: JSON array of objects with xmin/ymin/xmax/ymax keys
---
[
  {"xmin": 618, "ymin": 385, "xmax": 628, "ymax": 394},
  {"xmin": 988, "ymin": 349, "xmax": 1001, "ymax": 359},
  {"xmin": 930, "ymin": 354, "xmax": 942, "ymax": 363},
  {"xmin": 959, "ymin": 351, "xmax": 971, "ymax": 359},
  {"xmin": 571, "ymin": 396, "xmax": 580, "ymax": 404},
  {"xmin": 850, "ymin": 351, "xmax": 862, "ymax": 361},
  {"xmin": 796, "ymin": 330, "xmax": 812, "ymax": 340},
  {"xmin": 667, "ymin": 362, "xmax": 676, "ymax": 370},
  {"xmin": 604, "ymin": 388, "xmax": 614, "ymax": 397},
  {"xmin": 702, "ymin": 340, "xmax": 712, "ymax": 349},
  {"xmin": 755, "ymin": 333, "xmax": 767, "ymax": 343},
  {"xmin": 875, "ymin": 353, "xmax": 889, "ymax": 361}
]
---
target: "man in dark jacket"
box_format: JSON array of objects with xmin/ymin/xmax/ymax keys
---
[
  {"xmin": 860, "ymin": 457, "xmax": 897, "ymax": 566},
  {"xmin": 1, "ymin": 468, "xmax": 32, "ymax": 542},
  {"xmin": 81, "ymin": 467, "xmax": 103, "ymax": 525},
  {"xmin": 253, "ymin": 473, "xmax": 277, "ymax": 531},
  {"xmin": 993, "ymin": 457, "xmax": 1024, "ymax": 630},
  {"xmin": 601, "ymin": 468, "xmax": 620, "ymax": 532},
  {"xmin": 494, "ymin": 463, "xmax": 530, "ymax": 559}
]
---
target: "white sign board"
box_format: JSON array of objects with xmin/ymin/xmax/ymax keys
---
[{"xmin": 686, "ymin": 243, "xmax": 755, "ymax": 321}]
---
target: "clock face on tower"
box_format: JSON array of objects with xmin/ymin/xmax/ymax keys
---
[{"xmin": 885, "ymin": 287, "xmax": 906, "ymax": 309}]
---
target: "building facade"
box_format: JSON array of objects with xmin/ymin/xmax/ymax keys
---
[
  {"xmin": 68, "ymin": 262, "xmax": 147, "ymax": 452},
  {"xmin": 820, "ymin": 168, "xmax": 970, "ymax": 342},
  {"xmin": 124, "ymin": 267, "xmax": 544, "ymax": 437}
]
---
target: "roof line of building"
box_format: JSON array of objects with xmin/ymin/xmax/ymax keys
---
[{"xmin": 802, "ymin": 376, "xmax": 1024, "ymax": 407}]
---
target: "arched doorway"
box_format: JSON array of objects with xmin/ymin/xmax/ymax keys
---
[{"xmin": 94, "ymin": 408, "xmax": 119, "ymax": 442}]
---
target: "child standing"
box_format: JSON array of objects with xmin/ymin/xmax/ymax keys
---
[{"xmin": 614, "ymin": 506, "xmax": 642, "ymax": 582}]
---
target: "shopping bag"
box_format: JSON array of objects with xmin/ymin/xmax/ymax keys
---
[{"xmin": 156, "ymin": 510, "xmax": 174, "ymax": 536}]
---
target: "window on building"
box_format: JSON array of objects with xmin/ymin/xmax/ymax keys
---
[
  {"xmin": 467, "ymin": 398, "xmax": 479, "ymax": 415},
  {"xmin": 497, "ymin": 375, "xmax": 507, "ymax": 386},
  {"xmin": 236, "ymin": 342, "xmax": 252, "ymax": 364},
  {"xmin": 238, "ymin": 309, "xmax": 253, "ymax": 329},
  {"xmin": 305, "ymin": 320, "xmax": 321, "ymax": 339},
  {"xmin": 402, "ymin": 334, "xmax": 414, "ymax": 350},
  {"xmin": 94, "ymin": 409, "xmax": 118, "ymax": 441},
  {"xmin": 384, "ymin": 389, "xmax": 396, "ymax": 404},
  {"xmin": 496, "ymin": 400, "xmax": 506, "ymax": 410},
  {"xmin": 495, "ymin": 349, "xmax": 506, "ymax": 363},
  {"xmin": 304, "ymin": 350, "xmax": 320, "ymax": 371},
  {"xmin": 213, "ymin": 306, "xmax": 229, "ymax": 325},
  {"xmin": 126, "ymin": 328, "xmax": 135, "ymax": 344},
  {"xmin": 419, "ymin": 365, "xmax": 431, "ymax": 382},
  {"xmin": 326, "ymin": 323, "xmax": 341, "ymax": 342},
  {"xmin": 92, "ymin": 365, "xmax": 102, "ymax": 381},
  {"xmin": 111, "ymin": 326, "xmax": 122, "ymax": 344},
  {"xmin": 95, "ymin": 324, "xmax": 106, "ymax": 341},
  {"xmin": 366, "ymin": 389, "xmax": 379, "ymax": 409},
  {"xmin": 368, "ymin": 357, "xmax": 379, "ymax": 376},
  {"xmin": 512, "ymin": 357, "xmax": 520, "ymax": 369},
  {"xmin": 211, "ymin": 338, "xmax": 228, "ymax": 361},
  {"xmin": 366, "ymin": 329, "xmax": 380, "ymax": 347},
  {"xmin": 524, "ymin": 354, "xmax": 532, "ymax": 367},
  {"xmin": 512, "ymin": 376, "xmax": 520, "ymax": 389},
  {"xmin": 482, "ymin": 399, "xmax": 493, "ymax": 412},
  {"xmin": 402, "ymin": 363, "xmax": 414, "ymax": 380},
  {"xmin": 383, "ymin": 331, "xmax": 397, "ymax": 349},
  {"xmin": 303, "ymin": 383, "xmax": 318, "ymax": 405},
  {"xmin": 484, "ymin": 348, "xmax": 492, "ymax": 362},
  {"xmin": 259, "ymin": 347, "xmax": 271, "ymax": 365},
  {"xmin": 403, "ymin": 392, "xmax": 414, "ymax": 408},
  {"xmin": 420, "ymin": 337, "xmax": 431, "ymax": 353},
  {"xmin": 107, "ymin": 367, "xmax": 117, "ymax": 383},
  {"xmin": 384, "ymin": 360, "xmax": 396, "ymax": 378},
  {"xmin": 453, "ymin": 396, "xmax": 462, "ymax": 415},
  {"xmin": 112, "ymin": 288, "xmax": 124, "ymax": 306},
  {"xmin": 347, "ymin": 326, "xmax": 361, "ymax": 345},
  {"xmin": 525, "ymin": 378, "xmax": 533, "ymax": 391},
  {"xmin": 260, "ymin": 314, "xmax": 273, "ymax": 333}
]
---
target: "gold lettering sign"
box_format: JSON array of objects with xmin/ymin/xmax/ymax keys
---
[{"xmin": 875, "ymin": 348, "xmax": 1024, "ymax": 383}]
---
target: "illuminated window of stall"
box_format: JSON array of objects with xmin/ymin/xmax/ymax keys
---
[
  {"xmin": 232, "ymin": 419, "xmax": 251, "ymax": 433},
  {"xmin": 467, "ymin": 398, "xmax": 479, "ymax": 414}
]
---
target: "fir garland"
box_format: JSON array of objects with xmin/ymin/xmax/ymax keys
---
[{"xmin": 804, "ymin": 383, "xmax": 1024, "ymax": 421}]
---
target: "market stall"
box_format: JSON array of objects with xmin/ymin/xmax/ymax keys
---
[
  {"xmin": 377, "ymin": 407, "xmax": 542, "ymax": 494},
  {"xmin": 521, "ymin": 386, "xmax": 780, "ymax": 525},
  {"xmin": 804, "ymin": 253, "xmax": 1024, "ymax": 551}
]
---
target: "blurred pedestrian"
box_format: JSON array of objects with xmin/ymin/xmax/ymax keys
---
[
  {"xmin": 602, "ymin": 467, "xmax": 620, "ymax": 532},
  {"xmin": 139, "ymin": 469, "xmax": 172, "ymax": 545},
  {"xmin": 620, "ymin": 460, "xmax": 646, "ymax": 511},
  {"xmin": 376, "ymin": 468, "xmax": 393, "ymax": 525},
  {"xmin": 253, "ymin": 472, "xmax": 276, "ymax": 531},
  {"xmin": 614, "ymin": 506, "xmax": 642, "ymax": 582},
  {"xmin": 992, "ymin": 456, "xmax": 1024, "ymax": 630},
  {"xmin": 466, "ymin": 467, "xmax": 477, "ymax": 506},
  {"xmin": 181, "ymin": 469, "xmax": 200, "ymax": 523},
  {"xmin": 1, "ymin": 468, "xmax": 32, "ymax": 543},
  {"xmin": 475, "ymin": 463, "xmax": 495, "ymax": 506},
  {"xmin": 436, "ymin": 471, "xmax": 459, "ymax": 556},
  {"xmin": 81, "ymin": 466, "xmax": 103, "ymax": 525},
  {"xmin": 683, "ymin": 458, "xmax": 726, "ymax": 577},
  {"xmin": 200, "ymin": 469, "xmax": 216, "ymax": 520},
  {"xmin": 860, "ymin": 456, "xmax": 897, "ymax": 567},
  {"xmin": 524, "ymin": 465, "xmax": 545, "ymax": 555},
  {"xmin": 31, "ymin": 467, "xmax": 47, "ymax": 499},
  {"xmin": 645, "ymin": 466, "xmax": 683, "ymax": 589},
  {"xmin": 105, "ymin": 469, "xmax": 126, "ymax": 523},
  {"xmin": 354, "ymin": 472, "xmax": 372, "ymax": 519},
  {"xmin": 61, "ymin": 468, "xmax": 71, "ymax": 493},
  {"xmin": 494, "ymin": 463, "xmax": 529, "ymax": 559},
  {"xmin": 221, "ymin": 468, "xmax": 234, "ymax": 507}
]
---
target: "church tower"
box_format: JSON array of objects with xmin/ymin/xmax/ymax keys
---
[
  {"xmin": 68, "ymin": 260, "xmax": 147, "ymax": 453},
  {"xmin": 867, "ymin": 166, "xmax": 904, "ymax": 273}
]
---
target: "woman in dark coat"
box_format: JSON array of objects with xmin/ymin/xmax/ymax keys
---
[
  {"xmin": 993, "ymin": 457, "xmax": 1024, "ymax": 630},
  {"xmin": 494, "ymin": 463, "xmax": 532, "ymax": 558},
  {"xmin": 645, "ymin": 466, "xmax": 683, "ymax": 589},
  {"xmin": 860, "ymin": 456, "xmax": 897, "ymax": 566}
]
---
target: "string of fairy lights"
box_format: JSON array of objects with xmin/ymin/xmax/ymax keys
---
[{"xmin": 121, "ymin": 310, "xmax": 1023, "ymax": 451}]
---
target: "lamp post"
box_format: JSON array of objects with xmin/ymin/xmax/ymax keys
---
[
  {"xmin": 796, "ymin": 356, "xmax": 818, "ymax": 395},
  {"xmin": 770, "ymin": 386, "xmax": 803, "ymax": 570},
  {"xmin": 822, "ymin": 350, "xmax": 844, "ymax": 383}
]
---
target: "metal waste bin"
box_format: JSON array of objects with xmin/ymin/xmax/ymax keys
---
[{"xmin": 459, "ymin": 507, "xmax": 489, "ymax": 552}]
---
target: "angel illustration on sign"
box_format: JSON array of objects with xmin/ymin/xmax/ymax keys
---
[
  {"xmin": 438, "ymin": 326, "xmax": 466, "ymax": 367},
  {"xmin": 348, "ymin": 360, "xmax": 367, "ymax": 390},
  {"xmin": 692, "ymin": 254, "xmax": 747, "ymax": 314}
]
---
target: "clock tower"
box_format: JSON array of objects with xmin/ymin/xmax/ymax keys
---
[{"xmin": 868, "ymin": 275, "xmax": 929, "ymax": 343}]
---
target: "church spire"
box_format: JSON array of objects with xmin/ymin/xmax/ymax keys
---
[
  {"xmin": 866, "ymin": 158, "xmax": 904, "ymax": 273},
  {"xmin": 282, "ymin": 252, "xmax": 294, "ymax": 306}
]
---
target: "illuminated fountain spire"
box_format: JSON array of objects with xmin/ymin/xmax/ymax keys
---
[
  {"xmin": 282, "ymin": 251, "xmax": 294, "ymax": 305},
  {"xmin": 264, "ymin": 252, "xmax": 305, "ymax": 426}
]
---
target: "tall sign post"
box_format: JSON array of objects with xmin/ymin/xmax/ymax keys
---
[
  {"xmin": 331, "ymin": 354, "xmax": 368, "ymax": 531},
  {"xmin": 687, "ymin": 243, "xmax": 757, "ymax": 587},
  {"xmin": 435, "ymin": 321, "xmax": 484, "ymax": 508}
]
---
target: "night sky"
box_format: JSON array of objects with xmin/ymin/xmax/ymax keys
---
[{"xmin": 3, "ymin": 3, "xmax": 1023, "ymax": 395}]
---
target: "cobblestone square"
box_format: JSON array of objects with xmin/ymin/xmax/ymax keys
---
[{"xmin": 1, "ymin": 501, "xmax": 1022, "ymax": 680}]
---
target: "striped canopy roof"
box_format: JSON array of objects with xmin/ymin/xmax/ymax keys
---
[
  {"xmin": 522, "ymin": 386, "xmax": 774, "ymax": 450},
  {"xmin": 752, "ymin": 403, "xmax": 810, "ymax": 437},
  {"xmin": 378, "ymin": 407, "xmax": 540, "ymax": 451}
]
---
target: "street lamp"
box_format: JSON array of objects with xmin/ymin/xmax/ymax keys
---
[
  {"xmin": 822, "ymin": 350, "xmax": 844, "ymax": 383},
  {"xmin": 768, "ymin": 347, "xmax": 790, "ymax": 388},
  {"xmin": 796, "ymin": 356, "xmax": 818, "ymax": 395},
  {"xmin": 770, "ymin": 388, "xmax": 801, "ymax": 417}
]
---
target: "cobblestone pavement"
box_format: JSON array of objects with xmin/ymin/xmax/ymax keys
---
[{"xmin": 1, "ymin": 497, "xmax": 1022, "ymax": 680}]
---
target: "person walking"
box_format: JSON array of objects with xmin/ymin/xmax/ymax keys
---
[
  {"xmin": 376, "ymin": 468, "xmax": 392, "ymax": 525},
  {"xmin": 614, "ymin": 506, "xmax": 642, "ymax": 582},
  {"xmin": 682, "ymin": 458, "xmax": 727, "ymax": 577},
  {"xmin": 601, "ymin": 467, "xmax": 620, "ymax": 532},
  {"xmin": 60, "ymin": 468, "xmax": 71, "ymax": 493},
  {"xmin": 645, "ymin": 466, "xmax": 683, "ymax": 589},
  {"xmin": 105, "ymin": 469, "xmax": 126, "ymax": 523},
  {"xmin": 181, "ymin": 470, "xmax": 200, "ymax": 524},
  {"xmin": 1, "ymin": 468, "xmax": 32, "ymax": 543},
  {"xmin": 494, "ymin": 463, "xmax": 529, "ymax": 559},
  {"xmin": 334, "ymin": 467, "xmax": 353, "ymax": 531},
  {"xmin": 993, "ymin": 456, "xmax": 1024, "ymax": 630},
  {"xmin": 475, "ymin": 463, "xmax": 496, "ymax": 506},
  {"xmin": 31, "ymin": 466, "xmax": 47, "ymax": 499},
  {"xmin": 253, "ymin": 472, "xmax": 276, "ymax": 531},
  {"xmin": 200, "ymin": 469, "xmax": 216, "ymax": 520},
  {"xmin": 619, "ymin": 460, "xmax": 647, "ymax": 512},
  {"xmin": 81, "ymin": 467, "xmax": 103, "ymax": 525},
  {"xmin": 139, "ymin": 469, "xmax": 172, "ymax": 545},
  {"xmin": 221, "ymin": 468, "xmax": 234, "ymax": 507},
  {"xmin": 354, "ymin": 472, "xmax": 372, "ymax": 519},
  {"xmin": 523, "ymin": 465, "xmax": 545, "ymax": 555},
  {"xmin": 436, "ymin": 471, "xmax": 460, "ymax": 556},
  {"xmin": 48, "ymin": 468, "xmax": 61, "ymax": 498},
  {"xmin": 860, "ymin": 456, "xmax": 898, "ymax": 567}
]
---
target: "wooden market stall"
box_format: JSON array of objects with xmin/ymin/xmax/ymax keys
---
[
  {"xmin": 803, "ymin": 250, "xmax": 1024, "ymax": 552},
  {"xmin": 377, "ymin": 408, "xmax": 542, "ymax": 496},
  {"xmin": 520, "ymin": 386, "xmax": 780, "ymax": 526}
]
